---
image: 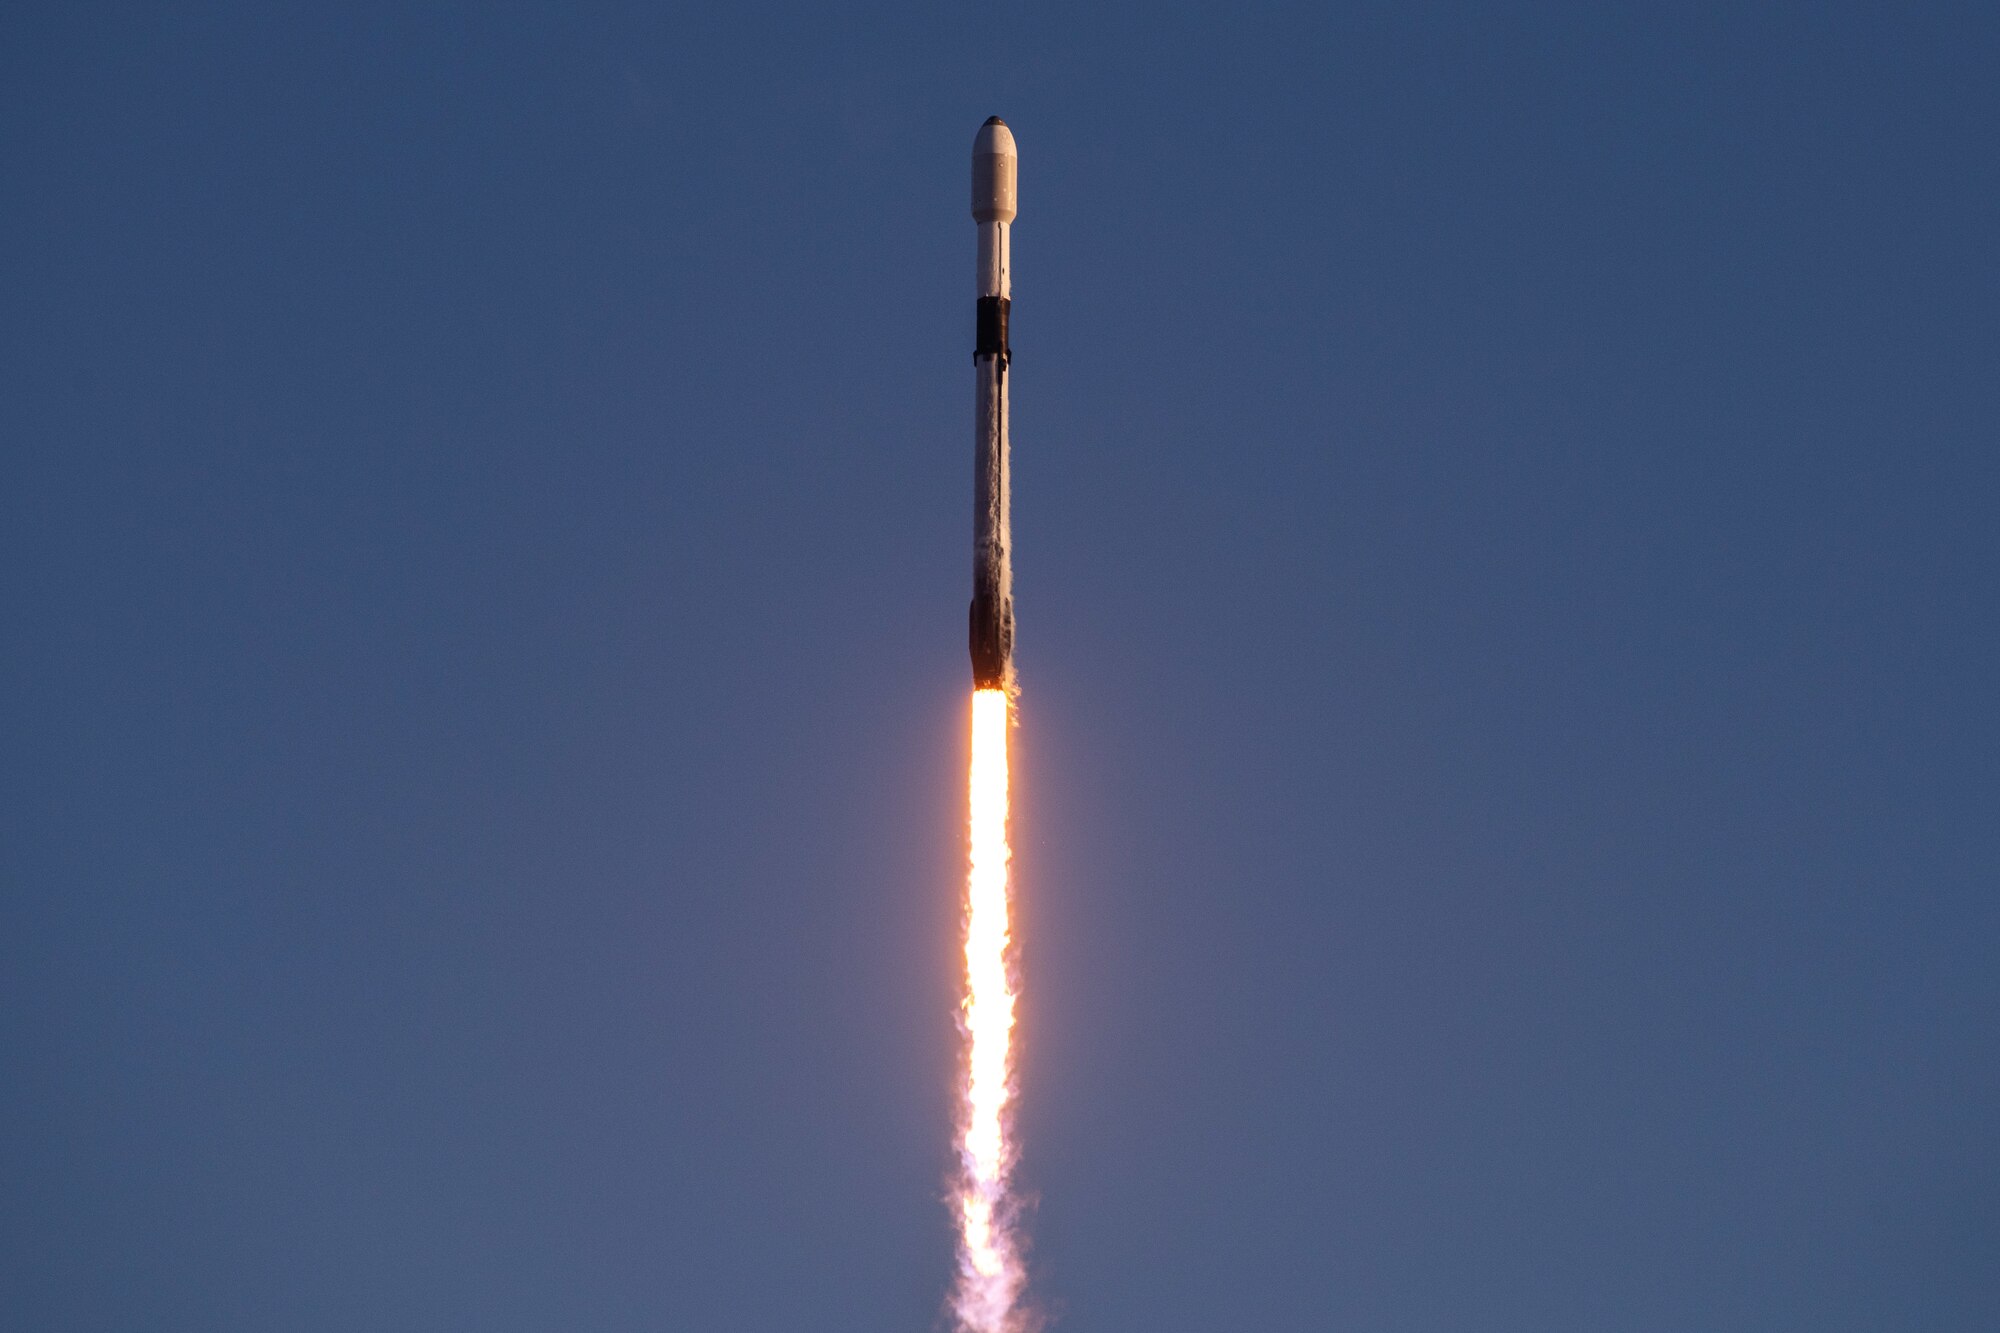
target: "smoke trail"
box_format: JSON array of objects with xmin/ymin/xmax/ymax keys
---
[{"xmin": 954, "ymin": 687, "xmax": 1031, "ymax": 1333}]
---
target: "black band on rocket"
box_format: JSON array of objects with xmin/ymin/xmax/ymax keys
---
[{"xmin": 975, "ymin": 296, "xmax": 1010, "ymax": 364}]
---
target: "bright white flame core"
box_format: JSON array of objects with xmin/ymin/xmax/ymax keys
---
[{"xmin": 955, "ymin": 688, "xmax": 1027, "ymax": 1332}]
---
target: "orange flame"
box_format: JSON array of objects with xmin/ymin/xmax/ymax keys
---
[{"xmin": 954, "ymin": 687, "xmax": 1028, "ymax": 1332}]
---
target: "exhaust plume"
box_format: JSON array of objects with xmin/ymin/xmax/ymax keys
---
[{"xmin": 953, "ymin": 687, "xmax": 1030, "ymax": 1333}]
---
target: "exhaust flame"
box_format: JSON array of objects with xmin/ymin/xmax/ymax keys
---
[{"xmin": 955, "ymin": 687, "xmax": 1028, "ymax": 1333}]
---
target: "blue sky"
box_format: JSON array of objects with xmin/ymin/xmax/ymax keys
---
[{"xmin": 4, "ymin": 4, "xmax": 1996, "ymax": 1329}]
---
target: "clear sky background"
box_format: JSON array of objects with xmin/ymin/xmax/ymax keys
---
[{"xmin": 4, "ymin": 4, "xmax": 1996, "ymax": 1330}]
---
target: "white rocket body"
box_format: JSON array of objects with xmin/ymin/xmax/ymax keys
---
[{"xmin": 970, "ymin": 117, "xmax": 1017, "ymax": 689}]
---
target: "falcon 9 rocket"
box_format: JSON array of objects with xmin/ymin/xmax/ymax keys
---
[{"xmin": 969, "ymin": 117, "xmax": 1016, "ymax": 690}]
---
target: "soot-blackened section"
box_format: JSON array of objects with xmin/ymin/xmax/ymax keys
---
[
  {"xmin": 969, "ymin": 594, "xmax": 1013, "ymax": 688},
  {"xmin": 971, "ymin": 294, "xmax": 1013, "ymax": 688}
]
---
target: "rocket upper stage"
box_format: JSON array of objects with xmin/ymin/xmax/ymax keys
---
[
  {"xmin": 972, "ymin": 117, "xmax": 1015, "ymax": 342},
  {"xmin": 969, "ymin": 117, "xmax": 1016, "ymax": 690}
]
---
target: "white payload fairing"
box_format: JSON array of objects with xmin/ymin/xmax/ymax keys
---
[{"xmin": 969, "ymin": 117, "xmax": 1017, "ymax": 690}]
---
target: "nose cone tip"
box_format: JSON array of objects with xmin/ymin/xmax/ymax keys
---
[{"xmin": 974, "ymin": 116, "xmax": 1016, "ymax": 158}]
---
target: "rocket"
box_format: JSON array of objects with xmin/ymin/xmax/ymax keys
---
[{"xmin": 970, "ymin": 116, "xmax": 1017, "ymax": 690}]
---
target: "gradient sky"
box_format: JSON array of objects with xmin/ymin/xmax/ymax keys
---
[{"xmin": 5, "ymin": 4, "xmax": 1996, "ymax": 1330}]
